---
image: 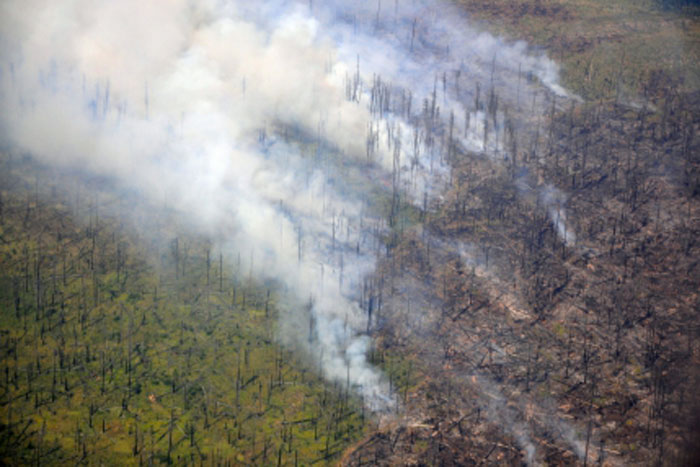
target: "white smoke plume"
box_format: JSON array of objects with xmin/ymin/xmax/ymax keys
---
[
  {"xmin": 457, "ymin": 243, "xmax": 591, "ymax": 464},
  {"xmin": 541, "ymin": 184, "xmax": 577, "ymax": 246},
  {"xmin": 0, "ymin": 0, "xmax": 572, "ymax": 411},
  {"xmin": 471, "ymin": 373, "xmax": 538, "ymax": 464}
]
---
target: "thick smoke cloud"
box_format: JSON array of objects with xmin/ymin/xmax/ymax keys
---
[{"xmin": 0, "ymin": 0, "xmax": 574, "ymax": 413}]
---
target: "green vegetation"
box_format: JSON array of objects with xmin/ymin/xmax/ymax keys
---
[
  {"xmin": 0, "ymin": 155, "xmax": 369, "ymax": 465},
  {"xmin": 457, "ymin": 0, "xmax": 700, "ymax": 101}
]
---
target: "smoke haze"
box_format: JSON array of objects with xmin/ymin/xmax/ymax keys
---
[{"xmin": 0, "ymin": 0, "xmax": 575, "ymax": 412}]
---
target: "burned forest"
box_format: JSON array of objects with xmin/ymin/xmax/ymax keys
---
[{"xmin": 1, "ymin": 0, "xmax": 698, "ymax": 465}]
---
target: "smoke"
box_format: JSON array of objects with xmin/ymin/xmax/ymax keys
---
[
  {"xmin": 473, "ymin": 373, "xmax": 538, "ymax": 464},
  {"xmin": 516, "ymin": 168, "xmax": 577, "ymax": 246},
  {"xmin": 470, "ymin": 370, "xmax": 593, "ymax": 465},
  {"xmin": 457, "ymin": 244, "xmax": 592, "ymax": 464},
  {"xmin": 541, "ymin": 184, "xmax": 577, "ymax": 246},
  {"xmin": 0, "ymin": 0, "xmax": 573, "ymax": 412}
]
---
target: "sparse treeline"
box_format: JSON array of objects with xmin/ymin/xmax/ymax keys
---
[
  {"xmin": 0, "ymin": 154, "xmax": 370, "ymax": 465},
  {"xmin": 310, "ymin": 6, "xmax": 699, "ymax": 464},
  {"xmin": 344, "ymin": 54, "xmax": 699, "ymax": 464},
  {"xmin": 330, "ymin": 8, "xmax": 700, "ymax": 461}
]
